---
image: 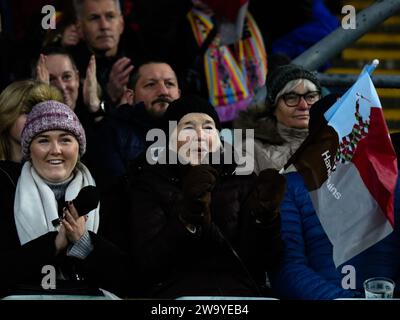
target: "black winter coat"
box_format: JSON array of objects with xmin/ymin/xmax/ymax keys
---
[
  {"xmin": 83, "ymin": 103, "xmax": 158, "ymax": 179},
  {"xmin": 127, "ymin": 156, "xmax": 283, "ymax": 298}
]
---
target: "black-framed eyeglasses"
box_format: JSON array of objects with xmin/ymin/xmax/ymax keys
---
[{"xmin": 280, "ymin": 91, "xmax": 321, "ymax": 107}]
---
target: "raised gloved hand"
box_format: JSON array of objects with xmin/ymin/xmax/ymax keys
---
[
  {"xmin": 180, "ymin": 165, "xmax": 219, "ymax": 226},
  {"xmin": 245, "ymin": 169, "xmax": 286, "ymax": 223}
]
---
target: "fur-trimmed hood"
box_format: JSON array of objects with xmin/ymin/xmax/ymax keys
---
[
  {"xmin": 234, "ymin": 109, "xmax": 286, "ymax": 145},
  {"xmin": 234, "ymin": 109, "xmax": 308, "ymax": 173},
  {"xmin": 235, "ymin": 108, "xmax": 309, "ymax": 147}
]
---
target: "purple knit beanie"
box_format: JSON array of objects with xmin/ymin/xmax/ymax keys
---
[{"xmin": 21, "ymin": 100, "xmax": 86, "ymax": 159}]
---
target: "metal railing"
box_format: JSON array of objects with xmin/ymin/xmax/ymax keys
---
[
  {"xmin": 292, "ymin": 0, "xmax": 400, "ymax": 88},
  {"xmin": 317, "ymin": 73, "xmax": 400, "ymax": 87}
]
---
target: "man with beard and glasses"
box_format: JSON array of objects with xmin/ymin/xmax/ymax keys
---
[{"xmin": 84, "ymin": 61, "xmax": 181, "ymax": 182}]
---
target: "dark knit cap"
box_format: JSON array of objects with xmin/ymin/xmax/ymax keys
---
[
  {"xmin": 266, "ymin": 64, "xmax": 321, "ymax": 105},
  {"xmin": 162, "ymin": 94, "xmax": 222, "ymax": 131},
  {"xmin": 21, "ymin": 100, "xmax": 86, "ymax": 159}
]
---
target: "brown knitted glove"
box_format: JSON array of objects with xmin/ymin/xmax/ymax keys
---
[
  {"xmin": 180, "ymin": 165, "xmax": 219, "ymax": 225},
  {"xmin": 246, "ymin": 169, "xmax": 286, "ymax": 223}
]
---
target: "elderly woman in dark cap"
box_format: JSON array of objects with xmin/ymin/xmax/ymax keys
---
[
  {"xmin": 235, "ymin": 64, "xmax": 322, "ymax": 173},
  {"xmin": 0, "ymin": 100, "xmax": 127, "ymax": 298},
  {"xmin": 127, "ymin": 94, "xmax": 286, "ymax": 299}
]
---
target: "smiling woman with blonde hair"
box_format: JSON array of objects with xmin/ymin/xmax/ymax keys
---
[{"xmin": 0, "ymin": 80, "xmax": 63, "ymax": 162}]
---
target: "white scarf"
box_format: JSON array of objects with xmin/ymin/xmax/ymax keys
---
[{"xmin": 14, "ymin": 162, "xmax": 100, "ymax": 245}]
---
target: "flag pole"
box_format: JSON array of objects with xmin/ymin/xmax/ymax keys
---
[
  {"xmin": 363, "ymin": 59, "xmax": 379, "ymax": 76},
  {"xmin": 282, "ymin": 59, "xmax": 380, "ymax": 174}
]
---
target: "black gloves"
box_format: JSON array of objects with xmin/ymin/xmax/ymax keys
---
[
  {"xmin": 245, "ymin": 169, "xmax": 286, "ymax": 224},
  {"xmin": 179, "ymin": 165, "xmax": 219, "ymax": 226}
]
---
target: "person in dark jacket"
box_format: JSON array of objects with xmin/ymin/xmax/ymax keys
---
[
  {"xmin": 34, "ymin": 46, "xmax": 104, "ymax": 127},
  {"xmin": 269, "ymin": 0, "xmax": 339, "ymax": 70},
  {"xmin": 71, "ymin": 0, "xmax": 137, "ymax": 106},
  {"xmin": 0, "ymin": 100, "xmax": 127, "ymax": 298},
  {"xmin": 84, "ymin": 60, "xmax": 181, "ymax": 179},
  {"xmin": 127, "ymin": 94, "xmax": 285, "ymax": 298}
]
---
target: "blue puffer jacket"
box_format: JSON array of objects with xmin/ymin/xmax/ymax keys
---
[
  {"xmin": 271, "ymin": 0, "xmax": 339, "ymax": 71},
  {"xmin": 270, "ymin": 172, "xmax": 400, "ymax": 300}
]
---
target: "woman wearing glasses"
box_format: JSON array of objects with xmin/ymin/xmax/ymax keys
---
[{"xmin": 235, "ymin": 64, "xmax": 321, "ymax": 173}]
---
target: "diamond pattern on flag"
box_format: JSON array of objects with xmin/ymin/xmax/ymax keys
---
[{"xmin": 284, "ymin": 68, "xmax": 398, "ymax": 267}]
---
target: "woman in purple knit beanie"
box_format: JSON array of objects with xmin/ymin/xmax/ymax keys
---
[{"xmin": 0, "ymin": 100, "xmax": 127, "ymax": 299}]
